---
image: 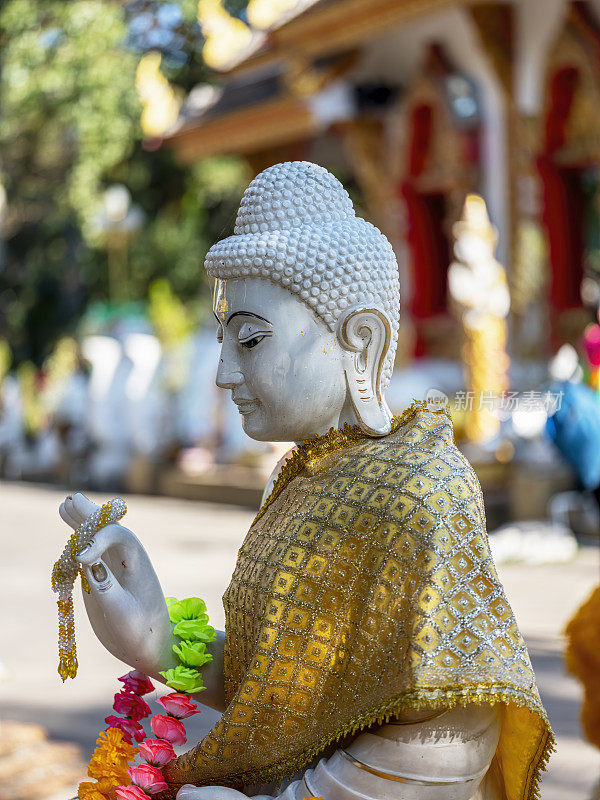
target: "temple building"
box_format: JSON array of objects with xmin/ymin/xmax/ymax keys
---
[{"xmin": 163, "ymin": 0, "xmax": 600, "ymax": 365}]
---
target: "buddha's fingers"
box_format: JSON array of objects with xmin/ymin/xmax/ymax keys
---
[
  {"xmin": 76, "ymin": 523, "xmax": 134, "ymax": 568},
  {"xmin": 80, "ymin": 565, "xmax": 134, "ymax": 666},
  {"xmin": 71, "ymin": 492, "xmax": 100, "ymax": 524},
  {"xmin": 59, "ymin": 501, "xmax": 79, "ymax": 529},
  {"xmin": 80, "ymin": 556, "xmax": 142, "ymax": 644}
]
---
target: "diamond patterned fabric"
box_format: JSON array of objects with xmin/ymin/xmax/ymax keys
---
[{"xmin": 164, "ymin": 402, "xmax": 553, "ymax": 800}]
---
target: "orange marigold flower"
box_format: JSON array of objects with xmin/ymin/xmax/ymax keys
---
[
  {"xmin": 90, "ymin": 755, "xmax": 132, "ymax": 776},
  {"xmin": 99, "ymin": 728, "xmax": 137, "ymax": 760},
  {"xmin": 79, "ymin": 791, "xmax": 107, "ymax": 800},
  {"xmin": 86, "ymin": 727, "xmax": 137, "ymax": 783},
  {"xmin": 81, "ymin": 778, "xmax": 116, "ymax": 794},
  {"xmin": 78, "ymin": 782, "xmax": 112, "ymax": 800},
  {"xmin": 79, "ymin": 775, "xmax": 123, "ymax": 798},
  {"xmin": 88, "ymin": 757, "xmax": 130, "ymax": 781}
]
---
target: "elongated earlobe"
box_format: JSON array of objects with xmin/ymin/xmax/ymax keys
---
[{"xmin": 337, "ymin": 307, "xmax": 393, "ymax": 436}]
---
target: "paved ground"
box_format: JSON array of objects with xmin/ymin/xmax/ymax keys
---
[{"xmin": 1, "ymin": 481, "xmax": 599, "ymax": 799}]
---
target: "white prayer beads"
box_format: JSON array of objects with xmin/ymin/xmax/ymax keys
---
[{"xmin": 51, "ymin": 498, "xmax": 127, "ymax": 680}]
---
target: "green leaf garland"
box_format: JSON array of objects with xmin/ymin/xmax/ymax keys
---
[
  {"xmin": 160, "ymin": 666, "xmax": 205, "ymax": 694},
  {"xmin": 160, "ymin": 596, "xmax": 216, "ymax": 693},
  {"xmin": 173, "ymin": 640, "xmax": 213, "ymax": 669}
]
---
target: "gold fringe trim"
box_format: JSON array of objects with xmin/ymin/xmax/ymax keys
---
[
  {"xmin": 167, "ymin": 683, "xmax": 554, "ymax": 800},
  {"xmin": 254, "ymin": 399, "xmax": 453, "ymax": 525}
]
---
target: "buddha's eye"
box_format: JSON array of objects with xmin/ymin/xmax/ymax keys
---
[
  {"xmin": 240, "ymin": 335, "xmax": 265, "ymax": 349},
  {"xmin": 237, "ymin": 321, "xmax": 272, "ymax": 349}
]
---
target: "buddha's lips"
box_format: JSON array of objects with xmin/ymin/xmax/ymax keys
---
[{"xmin": 233, "ymin": 398, "xmax": 259, "ymax": 414}]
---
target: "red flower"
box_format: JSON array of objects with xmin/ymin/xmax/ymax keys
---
[
  {"xmin": 150, "ymin": 714, "xmax": 186, "ymax": 746},
  {"xmin": 104, "ymin": 715, "xmax": 146, "ymax": 744},
  {"xmin": 128, "ymin": 764, "xmax": 168, "ymax": 795},
  {"xmin": 118, "ymin": 671, "xmax": 155, "ymax": 696},
  {"xmin": 115, "ymin": 785, "xmax": 151, "ymax": 800},
  {"xmin": 155, "ymin": 693, "xmax": 199, "ymax": 720},
  {"xmin": 137, "ymin": 738, "xmax": 176, "ymax": 767},
  {"xmin": 113, "ymin": 691, "xmax": 152, "ymax": 721}
]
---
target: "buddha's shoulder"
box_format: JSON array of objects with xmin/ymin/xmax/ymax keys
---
[
  {"xmin": 350, "ymin": 404, "xmax": 456, "ymax": 461},
  {"xmin": 317, "ymin": 407, "xmax": 483, "ymax": 523},
  {"xmin": 341, "ymin": 404, "xmax": 479, "ymax": 491}
]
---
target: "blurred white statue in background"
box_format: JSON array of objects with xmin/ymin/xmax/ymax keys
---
[{"xmin": 448, "ymin": 194, "xmax": 510, "ymax": 445}]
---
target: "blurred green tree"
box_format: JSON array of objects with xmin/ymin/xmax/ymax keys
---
[{"xmin": 0, "ymin": 0, "xmax": 248, "ymax": 365}]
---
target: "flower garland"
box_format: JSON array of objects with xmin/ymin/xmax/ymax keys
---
[
  {"xmin": 77, "ymin": 670, "xmax": 152, "ymax": 800},
  {"xmin": 118, "ymin": 689, "xmax": 199, "ymax": 800},
  {"xmin": 77, "ymin": 669, "xmax": 327, "ymax": 800},
  {"xmin": 75, "ymin": 596, "xmax": 214, "ymax": 800},
  {"xmin": 76, "ymin": 669, "xmax": 200, "ymax": 800},
  {"xmin": 160, "ymin": 596, "xmax": 216, "ymax": 693}
]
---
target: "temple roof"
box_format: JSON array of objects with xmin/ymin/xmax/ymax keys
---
[
  {"xmin": 164, "ymin": 0, "xmax": 478, "ymax": 160},
  {"xmin": 225, "ymin": 0, "xmax": 475, "ymax": 74},
  {"xmin": 165, "ymin": 65, "xmax": 317, "ymax": 161}
]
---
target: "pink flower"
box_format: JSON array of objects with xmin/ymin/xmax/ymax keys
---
[
  {"xmin": 105, "ymin": 715, "xmax": 146, "ymax": 744},
  {"xmin": 115, "ymin": 785, "xmax": 151, "ymax": 800},
  {"xmin": 138, "ymin": 738, "xmax": 176, "ymax": 767},
  {"xmin": 128, "ymin": 764, "xmax": 168, "ymax": 795},
  {"xmin": 150, "ymin": 714, "xmax": 187, "ymax": 746},
  {"xmin": 584, "ymin": 324, "xmax": 600, "ymax": 367},
  {"xmin": 118, "ymin": 670, "xmax": 155, "ymax": 696},
  {"xmin": 156, "ymin": 692, "xmax": 199, "ymax": 720},
  {"xmin": 113, "ymin": 691, "xmax": 152, "ymax": 721}
]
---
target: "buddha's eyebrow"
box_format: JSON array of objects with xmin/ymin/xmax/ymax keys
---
[{"xmin": 226, "ymin": 311, "xmax": 272, "ymax": 326}]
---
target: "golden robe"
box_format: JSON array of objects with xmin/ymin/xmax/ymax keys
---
[{"xmin": 164, "ymin": 401, "xmax": 553, "ymax": 800}]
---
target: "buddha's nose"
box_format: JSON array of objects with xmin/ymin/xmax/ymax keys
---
[{"xmin": 216, "ymin": 358, "xmax": 244, "ymax": 390}]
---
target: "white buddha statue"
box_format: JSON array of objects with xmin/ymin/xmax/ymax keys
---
[{"xmin": 59, "ymin": 162, "xmax": 551, "ymax": 800}]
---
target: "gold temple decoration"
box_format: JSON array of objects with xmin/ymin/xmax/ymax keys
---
[
  {"xmin": 449, "ymin": 195, "xmax": 510, "ymax": 444},
  {"xmin": 164, "ymin": 401, "xmax": 553, "ymax": 800},
  {"xmin": 247, "ymin": 0, "xmax": 299, "ymax": 30},
  {"xmin": 136, "ymin": 52, "xmax": 182, "ymax": 138},
  {"xmin": 197, "ymin": 0, "xmax": 254, "ymax": 71}
]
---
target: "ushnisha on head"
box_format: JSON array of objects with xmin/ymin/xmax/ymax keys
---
[{"xmin": 208, "ymin": 161, "xmax": 400, "ymax": 442}]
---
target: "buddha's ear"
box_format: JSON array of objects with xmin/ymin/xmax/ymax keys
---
[{"xmin": 336, "ymin": 306, "xmax": 393, "ymax": 436}]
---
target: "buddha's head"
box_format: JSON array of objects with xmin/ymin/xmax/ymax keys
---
[{"xmin": 207, "ymin": 161, "xmax": 400, "ymax": 442}]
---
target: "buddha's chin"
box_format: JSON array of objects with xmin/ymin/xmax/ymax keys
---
[
  {"xmin": 240, "ymin": 409, "xmax": 272, "ymax": 441},
  {"xmin": 241, "ymin": 411, "xmax": 292, "ymax": 443}
]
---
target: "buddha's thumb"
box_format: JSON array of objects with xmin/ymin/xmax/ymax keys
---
[{"xmin": 81, "ymin": 556, "xmax": 117, "ymax": 593}]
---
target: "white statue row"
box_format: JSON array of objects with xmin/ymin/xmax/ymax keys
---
[{"xmin": 0, "ymin": 329, "xmax": 251, "ymax": 484}]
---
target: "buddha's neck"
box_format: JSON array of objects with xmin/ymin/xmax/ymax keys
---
[
  {"xmin": 337, "ymin": 394, "xmax": 361, "ymax": 430},
  {"xmin": 294, "ymin": 395, "xmax": 360, "ymax": 445}
]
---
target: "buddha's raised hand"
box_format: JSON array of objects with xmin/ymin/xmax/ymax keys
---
[
  {"xmin": 58, "ymin": 492, "xmax": 176, "ymax": 677},
  {"xmin": 57, "ymin": 493, "xmax": 227, "ymax": 710}
]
